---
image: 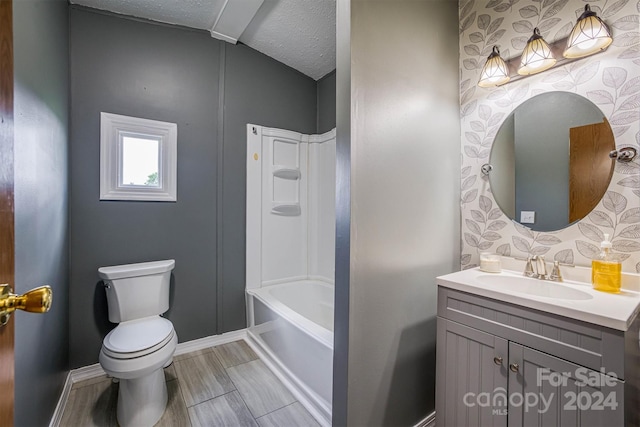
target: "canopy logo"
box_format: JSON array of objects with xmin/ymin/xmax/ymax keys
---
[{"xmin": 461, "ymin": 367, "xmax": 619, "ymax": 414}]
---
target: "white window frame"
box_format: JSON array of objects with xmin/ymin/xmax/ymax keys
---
[{"xmin": 100, "ymin": 112, "xmax": 177, "ymax": 201}]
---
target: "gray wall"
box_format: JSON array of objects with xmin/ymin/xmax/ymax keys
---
[
  {"xmin": 317, "ymin": 70, "xmax": 337, "ymax": 133},
  {"xmin": 69, "ymin": 7, "xmax": 318, "ymax": 367},
  {"xmin": 219, "ymin": 42, "xmax": 317, "ymax": 332},
  {"xmin": 335, "ymin": 0, "xmax": 460, "ymax": 425},
  {"xmin": 13, "ymin": 0, "xmax": 70, "ymax": 425}
]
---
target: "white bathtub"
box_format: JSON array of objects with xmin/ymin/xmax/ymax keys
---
[{"xmin": 246, "ymin": 280, "xmax": 333, "ymax": 424}]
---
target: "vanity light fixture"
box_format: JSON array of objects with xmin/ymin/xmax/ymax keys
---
[
  {"xmin": 563, "ymin": 5, "xmax": 613, "ymax": 59},
  {"xmin": 478, "ymin": 46, "xmax": 510, "ymax": 88},
  {"xmin": 476, "ymin": 18, "xmax": 613, "ymax": 87},
  {"xmin": 518, "ymin": 28, "xmax": 556, "ymax": 76}
]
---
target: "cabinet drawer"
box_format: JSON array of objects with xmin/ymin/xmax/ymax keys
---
[{"xmin": 438, "ymin": 287, "xmax": 625, "ymax": 377}]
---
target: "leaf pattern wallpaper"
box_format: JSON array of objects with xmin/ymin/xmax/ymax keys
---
[{"xmin": 459, "ymin": 0, "xmax": 640, "ymax": 272}]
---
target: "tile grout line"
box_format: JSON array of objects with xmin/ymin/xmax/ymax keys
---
[
  {"xmin": 222, "ymin": 356, "xmax": 276, "ymax": 422},
  {"xmin": 223, "ymin": 361, "xmax": 258, "ymax": 419},
  {"xmin": 184, "ymin": 388, "xmax": 237, "ymax": 409},
  {"xmin": 175, "ymin": 346, "xmax": 231, "ymax": 410},
  {"xmin": 168, "ymin": 378, "xmax": 194, "ymax": 427},
  {"xmin": 174, "ymin": 346, "xmax": 215, "ymax": 362},
  {"xmin": 254, "ymin": 400, "xmax": 300, "ymax": 421},
  {"xmin": 223, "ymin": 358, "xmax": 294, "ymax": 422},
  {"xmin": 214, "ymin": 343, "xmax": 265, "ymax": 424},
  {"xmin": 174, "ymin": 367, "xmax": 194, "ymax": 418},
  {"xmin": 209, "ymin": 345, "xmax": 255, "ymax": 422},
  {"xmin": 237, "ymin": 389, "xmax": 260, "ymax": 425},
  {"xmin": 175, "ymin": 343, "xmax": 237, "ymax": 412},
  {"xmin": 185, "ymin": 388, "xmax": 259, "ymax": 426}
]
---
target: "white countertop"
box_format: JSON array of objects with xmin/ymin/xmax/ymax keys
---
[{"xmin": 436, "ymin": 266, "xmax": 640, "ymax": 331}]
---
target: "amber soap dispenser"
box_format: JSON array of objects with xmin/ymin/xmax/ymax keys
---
[{"xmin": 591, "ymin": 234, "xmax": 621, "ymax": 293}]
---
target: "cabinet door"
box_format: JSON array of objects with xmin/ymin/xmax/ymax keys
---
[
  {"xmin": 508, "ymin": 342, "xmax": 624, "ymax": 427},
  {"xmin": 436, "ymin": 317, "xmax": 508, "ymax": 427}
]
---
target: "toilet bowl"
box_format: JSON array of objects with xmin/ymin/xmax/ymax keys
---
[{"xmin": 98, "ymin": 260, "xmax": 177, "ymax": 427}]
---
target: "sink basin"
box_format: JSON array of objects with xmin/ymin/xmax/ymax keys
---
[{"xmin": 477, "ymin": 275, "xmax": 593, "ymax": 300}]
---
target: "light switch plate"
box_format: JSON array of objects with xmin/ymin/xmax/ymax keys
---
[{"xmin": 520, "ymin": 211, "xmax": 535, "ymax": 224}]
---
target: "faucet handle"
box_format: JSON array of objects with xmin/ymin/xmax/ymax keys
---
[
  {"xmin": 549, "ymin": 261, "xmax": 563, "ymax": 282},
  {"xmin": 534, "ymin": 255, "xmax": 548, "ymax": 280},
  {"xmin": 523, "ymin": 256, "xmax": 535, "ymax": 277}
]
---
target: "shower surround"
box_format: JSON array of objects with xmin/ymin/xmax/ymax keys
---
[{"xmin": 245, "ymin": 124, "xmax": 336, "ymax": 426}]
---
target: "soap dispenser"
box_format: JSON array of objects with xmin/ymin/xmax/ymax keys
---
[{"xmin": 591, "ymin": 234, "xmax": 621, "ymax": 293}]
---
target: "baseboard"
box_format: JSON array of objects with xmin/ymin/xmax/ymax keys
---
[
  {"xmin": 70, "ymin": 362, "xmax": 106, "ymax": 383},
  {"xmin": 50, "ymin": 329, "xmax": 249, "ymax": 427},
  {"xmin": 173, "ymin": 329, "xmax": 247, "ymax": 357},
  {"xmin": 414, "ymin": 411, "xmax": 436, "ymax": 427},
  {"xmin": 48, "ymin": 372, "xmax": 73, "ymax": 427}
]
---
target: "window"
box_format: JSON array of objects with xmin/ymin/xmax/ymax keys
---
[{"xmin": 100, "ymin": 112, "xmax": 177, "ymax": 201}]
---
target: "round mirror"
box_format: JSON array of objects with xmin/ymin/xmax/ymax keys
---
[{"xmin": 488, "ymin": 92, "xmax": 615, "ymax": 232}]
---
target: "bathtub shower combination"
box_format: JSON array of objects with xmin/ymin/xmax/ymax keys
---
[{"xmin": 245, "ymin": 124, "xmax": 336, "ymax": 424}]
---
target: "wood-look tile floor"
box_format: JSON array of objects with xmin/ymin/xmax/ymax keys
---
[{"xmin": 60, "ymin": 340, "xmax": 321, "ymax": 427}]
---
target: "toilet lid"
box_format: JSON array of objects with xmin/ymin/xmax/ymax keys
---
[{"xmin": 103, "ymin": 316, "xmax": 174, "ymax": 359}]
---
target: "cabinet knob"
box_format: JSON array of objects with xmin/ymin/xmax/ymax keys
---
[
  {"xmin": 509, "ymin": 363, "xmax": 520, "ymax": 373},
  {"xmin": 493, "ymin": 356, "xmax": 503, "ymax": 366}
]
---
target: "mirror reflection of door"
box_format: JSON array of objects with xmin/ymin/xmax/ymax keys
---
[
  {"xmin": 569, "ymin": 119, "xmax": 615, "ymax": 223},
  {"xmin": 488, "ymin": 92, "xmax": 615, "ymax": 232}
]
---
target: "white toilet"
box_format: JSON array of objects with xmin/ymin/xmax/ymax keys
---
[{"xmin": 98, "ymin": 259, "xmax": 178, "ymax": 427}]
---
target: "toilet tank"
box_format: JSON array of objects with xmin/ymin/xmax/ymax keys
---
[{"xmin": 98, "ymin": 259, "xmax": 175, "ymax": 323}]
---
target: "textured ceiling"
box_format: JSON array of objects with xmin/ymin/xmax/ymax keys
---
[
  {"xmin": 239, "ymin": 0, "xmax": 336, "ymax": 80},
  {"xmin": 70, "ymin": 0, "xmax": 336, "ymax": 81}
]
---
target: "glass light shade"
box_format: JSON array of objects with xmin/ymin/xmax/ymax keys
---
[
  {"xmin": 478, "ymin": 46, "xmax": 510, "ymax": 88},
  {"xmin": 518, "ymin": 28, "xmax": 556, "ymax": 76},
  {"xmin": 563, "ymin": 5, "xmax": 612, "ymax": 58}
]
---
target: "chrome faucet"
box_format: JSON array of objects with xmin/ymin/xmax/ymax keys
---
[
  {"xmin": 534, "ymin": 255, "xmax": 548, "ymax": 280},
  {"xmin": 523, "ymin": 256, "xmax": 536, "ymax": 278},
  {"xmin": 548, "ymin": 261, "xmax": 563, "ymax": 282},
  {"xmin": 522, "ymin": 256, "xmax": 564, "ymax": 282}
]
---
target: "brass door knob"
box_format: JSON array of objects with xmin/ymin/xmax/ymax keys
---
[
  {"xmin": 493, "ymin": 356, "xmax": 503, "ymax": 366},
  {"xmin": 509, "ymin": 363, "xmax": 520, "ymax": 373},
  {"xmin": 0, "ymin": 284, "xmax": 53, "ymax": 326}
]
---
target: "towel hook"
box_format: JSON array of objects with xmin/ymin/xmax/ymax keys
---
[
  {"xmin": 481, "ymin": 164, "xmax": 493, "ymax": 175},
  {"xmin": 609, "ymin": 147, "xmax": 637, "ymax": 162}
]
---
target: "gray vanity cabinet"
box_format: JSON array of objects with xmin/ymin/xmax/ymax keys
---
[{"xmin": 436, "ymin": 287, "xmax": 636, "ymax": 427}]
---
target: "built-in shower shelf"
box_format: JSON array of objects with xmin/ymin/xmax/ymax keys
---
[
  {"xmin": 272, "ymin": 167, "xmax": 301, "ymax": 180},
  {"xmin": 271, "ymin": 203, "xmax": 301, "ymax": 216}
]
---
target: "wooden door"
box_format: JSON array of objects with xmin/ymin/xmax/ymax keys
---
[
  {"xmin": 508, "ymin": 342, "xmax": 624, "ymax": 427},
  {"xmin": 0, "ymin": 0, "xmax": 14, "ymax": 425},
  {"xmin": 436, "ymin": 318, "xmax": 508, "ymax": 427},
  {"xmin": 569, "ymin": 120, "xmax": 615, "ymax": 223}
]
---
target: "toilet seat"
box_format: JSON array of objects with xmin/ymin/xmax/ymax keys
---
[
  {"xmin": 102, "ymin": 316, "xmax": 174, "ymax": 359},
  {"xmin": 100, "ymin": 330, "xmax": 177, "ymax": 381}
]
